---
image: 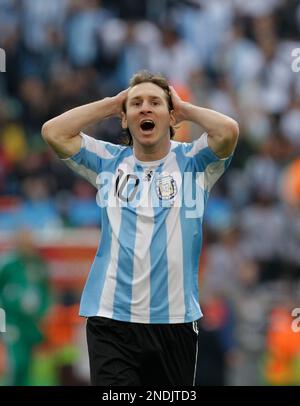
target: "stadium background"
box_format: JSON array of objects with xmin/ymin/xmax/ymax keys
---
[{"xmin": 0, "ymin": 0, "xmax": 300, "ymax": 386}]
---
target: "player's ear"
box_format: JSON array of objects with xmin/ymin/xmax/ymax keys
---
[
  {"xmin": 169, "ymin": 109, "xmax": 176, "ymax": 126},
  {"xmin": 121, "ymin": 112, "xmax": 128, "ymax": 129}
]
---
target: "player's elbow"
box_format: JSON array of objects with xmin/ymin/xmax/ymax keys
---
[
  {"xmin": 225, "ymin": 118, "xmax": 239, "ymax": 141},
  {"xmin": 41, "ymin": 120, "xmax": 55, "ymax": 143},
  {"xmin": 212, "ymin": 119, "xmax": 239, "ymax": 158},
  {"xmin": 223, "ymin": 119, "xmax": 239, "ymax": 150},
  {"xmin": 41, "ymin": 119, "xmax": 65, "ymax": 146}
]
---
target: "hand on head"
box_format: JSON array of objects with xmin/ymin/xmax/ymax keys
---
[
  {"xmin": 169, "ymin": 86, "xmax": 188, "ymax": 124},
  {"xmin": 114, "ymin": 88, "xmax": 129, "ymax": 117}
]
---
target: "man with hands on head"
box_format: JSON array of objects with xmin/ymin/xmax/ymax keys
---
[{"xmin": 42, "ymin": 70, "xmax": 238, "ymax": 386}]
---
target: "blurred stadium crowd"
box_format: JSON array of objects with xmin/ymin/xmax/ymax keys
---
[{"xmin": 0, "ymin": 0, "xmax": 300, "ymax": 386}]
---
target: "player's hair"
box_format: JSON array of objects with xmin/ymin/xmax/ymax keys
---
[{"xmin": 121, "ymin": 70, "xmax": 175, "ymax": 146}]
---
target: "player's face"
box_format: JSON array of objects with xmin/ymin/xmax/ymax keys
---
[{"xmin": 122, "ymin": 82, "xmax": 175, "ymax": 149}]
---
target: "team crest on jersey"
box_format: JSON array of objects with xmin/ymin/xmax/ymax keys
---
[{"xmin": 155, "ymin": 174, "xmax": 177, "ymax": 200}]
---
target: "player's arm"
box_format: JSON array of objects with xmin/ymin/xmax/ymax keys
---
[
  {"xmin": 41, "ymin": 89, "xmax": 128, "ymax": 158},
  {"xmin": 170, "ymin": 87, "xmax": 239, "ymax": 158}
]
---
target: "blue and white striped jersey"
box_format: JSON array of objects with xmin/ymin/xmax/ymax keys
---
[{"xmin": 62, "ymin": 132, "xmax": 233, "ymax": 323}]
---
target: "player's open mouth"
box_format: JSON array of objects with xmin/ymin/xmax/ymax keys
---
[{"xmin": 140, "ymin": 119, "xmax": 155, "ymax": 133}]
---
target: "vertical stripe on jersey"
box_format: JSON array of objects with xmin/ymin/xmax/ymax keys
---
[
  {"xmin": 97, "ymin": 206, "xmax": 122, "ymax": 318},
  {"xmin": 130, "ymin": 165, "xmax": 154, "ymax": 323},
  {"xmin": 174, "ymin": 146, "xmax": 203, "ymax": 322},
  {"xmin": 149, "ymin": 165, "xmax": 169, "ymax": 323},
  {"xmin": 112, "ymin": 158, "xmax": 138, "ymax": 321},
  {"xmin": 112, "ymin": 205, "xmax": 137, "ymax": 321},
  {"xmin": 97, "ymin": 155, "xmax": 135, "ymax": 319},
  {"xmin": 164, "ymin": 151, "xmax": 185, "ymax": 323},
  {"xmin": 79, "ymin": 209, "xmax": 112, "ymax": 315}
]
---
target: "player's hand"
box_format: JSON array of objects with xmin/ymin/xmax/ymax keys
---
[
  {"xmin": 169, "ymin": 86, "xmax": 189, "ymax": 124},
  {"xmin": 113, "ymin": 88, "xmax": 129, "ymax": 117}
]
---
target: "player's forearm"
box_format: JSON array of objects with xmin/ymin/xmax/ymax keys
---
[
  {"xmin": 182, "ymin": 102, "xmax": 237, "ymax": 138},
  {"xmin": 42, "ymin": 97, "xmax": 119, "ymax": 141},
  {"xmin": 181, "ymin": 102, "xmax": 239, "ymax": 157}
]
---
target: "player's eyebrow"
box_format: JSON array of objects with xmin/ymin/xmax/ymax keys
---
[{"xmin": 129, "ymin": 95, "xmax": 163, "ymax": 102}]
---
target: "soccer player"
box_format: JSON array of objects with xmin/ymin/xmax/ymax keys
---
[{"xmin": 41, "ymin": 70, "xmax": 239, "ymax": 386}]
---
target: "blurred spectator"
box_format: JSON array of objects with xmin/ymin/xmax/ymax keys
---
[
  {"xmin": 280, "ymin": 98, "xmax": 300, "ymax": 149},
  {"xmin": 229, "ymin": 264, "xmax": 271, "ymax": 385},
  {"xmin": 280, "ymin": 157, "xmax": 300, "ymax": 206},
  {"xmin": 202, "ymin": 225, "xmax": 252, "ymax": 296},
  {"xmin": 239, "ymin": 194, "xmax": 285, "ymax": 282},
  {"xmin": 263, "ymin": 296, "xmax": 300, "ymax": 385},
  {"xmin": 113, "ymin": 20, "xmax": 159, "ymax": 89},
  {"xmin": 16, "ymin": 176, "xmax": 62, "ymax": 231},
  {"xmin": 148, "ymin": 24, "xmax": 199, "ymax": 84},
  {"xmin": 196, "ymin": 293, "xmax": 235, "ymax": 386},
  {"xmin": 66, "ymin": 0, "xmax": 111, "ymax": 68},
  {"xmin": 0, "ymin": 230, "xmax": 51, "ymax": 385}
]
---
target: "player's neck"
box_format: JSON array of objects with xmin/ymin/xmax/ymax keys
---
[{"xmin": 133, "ymin": 140, "xmax": 171, "ymax": 162}]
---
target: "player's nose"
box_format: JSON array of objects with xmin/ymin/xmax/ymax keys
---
[{"xmin": 140, "ymin": 101, "xmax": 152, "ymax": 113}]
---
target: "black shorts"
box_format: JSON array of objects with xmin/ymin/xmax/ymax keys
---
[{"xmin": 86, "ymin": 316, "xmax": 199, "ymax": 386}]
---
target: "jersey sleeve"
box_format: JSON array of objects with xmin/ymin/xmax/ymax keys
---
[
  {"xmin": 60, "ymin": 132, "xmax": 123, "ymax": 188},
  {"xmin": 183, "ymin": 132, "xmax": 234, "ymax": 191}
]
